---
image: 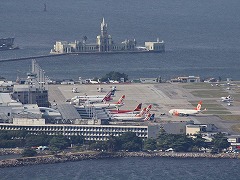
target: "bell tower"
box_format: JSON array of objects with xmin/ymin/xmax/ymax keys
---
[
  {"xmin": 97, "ymin": 18, "xmax": 112, "ymax": 52},
  {"xmin": 101, "ymin": 18, "xmax": 108, "ymax": 37}
]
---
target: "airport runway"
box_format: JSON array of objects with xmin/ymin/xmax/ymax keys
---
[{"xmin": 48, "ymin": 82, "xmax": 240, "ymax": 134}]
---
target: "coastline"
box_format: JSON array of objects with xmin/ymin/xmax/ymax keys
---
[{"xmin": 0, "ymin": 151, "xmax": 239, "ymax": 168}]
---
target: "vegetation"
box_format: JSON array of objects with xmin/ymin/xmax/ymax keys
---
[
  {"xmin": 100, "ymin": 71, "xmax": 128, "ymax": 82},
  {"xmin": 22, "ymin": 148, "xmax": 37, "ymax": 157},
  {"xmin": 218, "ymin": 115, "xmax": 240, "ymax": 121},
  {"xmin": 211, "ymin": 133, "xmax": 230, "ymax": 153},
  {"xmin": 191, "ymin": 90, "xmax": 226, "ymax": 98},
  {"xmin": 25, "ymin": 134, "xmax": 52, "ymax": 147},
  {"xmin": 182, "ymin": 83, "xmax": 220, "ymax": 89},
  {"xmin": 49, "ymin": 136, "xmax": 70, "ymax": 151},
  {"xmin": 0, "ymin": 130, "xmax": 84, "ymax": 150},
  {"xmin": 89, "ymin": 132, "xmax": 142, "ymax": 152},
  {"xmin": 0, "ymin": 130, "xmax": 231, "ymax": 154},
  {"xmin": 231, "ymin": 124, "xmax": 240, "ymax": 133}
]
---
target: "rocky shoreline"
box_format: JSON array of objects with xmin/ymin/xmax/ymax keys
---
[
  {"xmin": 0, "ymin": 151, "xmax": 239, "ymax": 168},
  {"xmin": 0, "ymin": 148, "xmax": 23, "ymax": 156}
]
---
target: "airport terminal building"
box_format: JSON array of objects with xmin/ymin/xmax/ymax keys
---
[{"xmin": 0, "ymin": 120, "xmax": 159, "ymax": 141}]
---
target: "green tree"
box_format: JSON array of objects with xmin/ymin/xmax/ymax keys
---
[
  {"xmin": 144, "ymin": 138, "xmax": 157, "ymax": 151},
  {"xmin": 119, "ymin": 132, "xmax": 143, "ymax": 151},
  {"xmin": 157, "ymin": 134, "xmax": 194, "ymax": 152},
  {"xmin": 107, "ymin": 135, "xmax": 121, "ymax": 152},
  {"xmin": 193, "ymin": 134, "xmax": 208, "ymax": 151},
  {"xmin": 25, "ymin": 134, "xmax": 51, "ymax": 147},
  {"xmin": 156, "ymin": 133, "xmax": 173, "ymax": 151},
  {"xmin": 212, "ymin": 133, "xmax": 230, "ymax": 153},
  {"xmin": 69, "ymin": 135, "xmax": 84, "ymax": 146},
  {"xmin": 49, "ymin": 136, "xmax": 70, "ymax": 151},
  {"xmin": 90, "ymin": 141, "xmax": 108, "ymax": 151},
  {"xmin": 22, "ymin": 148, "xmax": 37, "ymax": 157},
  {"xmin": 100, "ymin": 71, "xmax": 128, "ymax": 82},
  {"xmin": 172, "ymin": 135, "xmax": 193, "ymax": 152}
]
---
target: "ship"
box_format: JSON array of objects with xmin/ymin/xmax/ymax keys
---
[{"xmin": 0, "ymin": 37, "xmax": 19, "ymax": 51}]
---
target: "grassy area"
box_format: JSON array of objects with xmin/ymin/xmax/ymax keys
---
[
  {"xmin": 217, "ymin": 115, "xmax": 240, "ymax": 121},
  {"xmin": 204, "ymin": 104, "xmax": 227, "ymax": 111},
  {"xmin": 203, "ymin": 111, "xmax": 231, "ymax": 115},
  {"xmin": 190, "ymin": 90, "xmax": 227, "ymax": 98},
  {"xmin": 189, "ymin": 100, "xmax": 216, "ymax": 104},
  {"xmin": 189, "ymin": 101, "xmax": 228, "ymax": 111},
  {"xmin": 232, "ymin": 124, "xmax": 240, "ymax": 133},
  {"xmin": 231, "ymin": 94, "xmax": 240, "ymax": 100},
  {"xmin": 182, "ymin": 83, "xmax": 221, "ymax": 89}
]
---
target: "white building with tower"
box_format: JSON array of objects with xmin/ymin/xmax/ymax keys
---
[{"xmin": 51, "ymin": 18, "xmax": 164, "ymax": 54}]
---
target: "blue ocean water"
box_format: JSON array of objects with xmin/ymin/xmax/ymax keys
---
[
  {"xmin": 1, "ymin": 0, "xmax": 240, "ymax": 178},
  {"xmin": 1, "ymin": 157, "xmax": 240, "ymax": 180},
  {"xmin": 0, "ymin": 0, "xmax": 240, "ymax": 81}
]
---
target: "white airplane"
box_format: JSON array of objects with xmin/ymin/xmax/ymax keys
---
[
  {"xmin": 71, "ymin": 89, "xmax": 115, "ymax": 100},
  {"xmin": 169, "ymin": 101, "xmax": 204, "ymax": 116},
  {"xmin": 72, "ymin": 87, "xmax": 78, "ymax": 93},
  {"xmin": 112, "ymin": 113, "xmax": 154, "ymax": 121},
  {"xmin": 71, "ymin": 91, "xmax": 113, "ymax": 104},
  {"xmin": 109, "ymin": 103, "xmax": 142, "ymax": 114},
  {"xmin": 221, "ymin": 95, "xmax": 233, "ymax": 102},
  {"xmin": 112, "ymin": 107, "xmax": 147, "ymax": 117},
  {"xmin": 111, "ymin": 104, "xmax": 152, "ymax": 117},
  {"xmin": 79, "ymin": 95, "xmax": 125, "ymax": 109}
]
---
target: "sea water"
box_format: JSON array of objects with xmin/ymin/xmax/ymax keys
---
[
  {"xmin": 0, "ymin": 0, "xmax": 240, "ymax": 81},
  {"xmin": 0, "ymin": 0, "xmax": 240, "ymax": 178}
]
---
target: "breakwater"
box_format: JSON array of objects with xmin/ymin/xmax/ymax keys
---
[
  {"xmin": 0, "ymin": 54, "xmax": 67, "ymax": 62},
  {"xmin": 0, "ymin": 148, "xmax": 23, "ymax": 156},
  {"xmin": 0, "ymin": 151, "xmax": 239, "ymax": 168}
]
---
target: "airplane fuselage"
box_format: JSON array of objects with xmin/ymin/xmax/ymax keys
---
[
  {"xmin": 109, "ymin": 110, "xmax": 139, "ymax": 114},
  {"xmin": 111, "ymin": 113, "xmax": 141, "ymax": 117},
  {"xmin": 112, "ymin": 116, "xmax": 144, "ymax": 121},
  {"xmin": 169, "ymin": 109, "xmax": 200, "ymax": 116},
  {"xmin": 80, "ymin": 103, "xmax": 124, "ymax": 109}
]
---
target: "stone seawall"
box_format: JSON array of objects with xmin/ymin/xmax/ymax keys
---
[
  {"xmin": 0, "ymin": 148, "xmax": 23, "ymax": 156},
  {"xmin": 0, "ymin": 151, "xmax": 239, "ymax": 168}
]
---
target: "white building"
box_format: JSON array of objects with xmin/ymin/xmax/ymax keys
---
[
  {"xmin": 145, "ymin": 38, "xmax": 165, "ymax": 52},
  {"xmin": 140, "ymin": 78, "xmax": 159, "ymax": 84},
  {"xmin": 51, "ymin": 18, "xmax": 164, "ymax": 54},
  {"xmin": 0, "ymin": 123, "xmax": 159, "ymax": 141},
  {"xmin": 171, "ymin": 76, "xmax": 201, "ymax": 83}
]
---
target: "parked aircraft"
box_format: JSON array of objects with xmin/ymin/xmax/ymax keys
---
[
  {"xmin": 79, "ymin": 95, "xmax": 125, "ymax": 109},
  {"xmin": 169, "ymin": 101, "xmax": 204, "ymax": 116},
  {"xmin": 112, "ymin": 107, "xmax": 147, "ymax": 117},
  {"xmin": 109, "ymin": 103, "xmax": 142, "ymax": 114},
  {"xmin": 221, "ymin": 95, "xmax": 233, "ymax": 102},
  {"xmin": 112, "ymin": 113, "xmax": 154, "ymax": 121},
  {"xmin": 71, "ymin": 91, "xmax": 113, "ymax": 104},
  {"xmin": 111, "ymin": 104, "xmax": 151, "ymax": 117}
]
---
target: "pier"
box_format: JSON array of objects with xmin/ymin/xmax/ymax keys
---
[{"xmin": 0, "ymin": 54, "xmax": 67, "ymax": 62}]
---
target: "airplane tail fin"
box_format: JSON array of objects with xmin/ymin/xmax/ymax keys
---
[
  {"xmin": 137, "ymin": 107, "xmax": 146, "ymax": 117},
  {"xmin": 145, "ymin": 104, "xmax": 152, "ymax": 113},
  {"xmin": 110, "ymin": 87, "xmax": 116, "ymax": 96},
  {"xmin": 133, "ymin": 103, "xmax": 142, "ymax": 111},
  {"xmin": 102, "ymin": 91, "xmax": 112, "ymax": 102},
  {"xmin": 194, "ymin": 101, "xmax": 202, "ymax": 111},
  {"xmin": 144, "ymin": 113, "xmax": 155, "ymax": 121},
  {"xmin": 150, "ymin": 114, "xmax": 155, "ymax": 121},
  {"xmin": 116, "ymin": 95, "xmax": 125, "ymax": 104}
]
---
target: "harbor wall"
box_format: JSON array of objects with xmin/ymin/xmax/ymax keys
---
[
  {"xmin": 0, "ymin": 50, "xmax": 164, "ymax": 62},
  {"xmin": 0, "ymin": 151, "xmax": 239, "ymax": 168}
]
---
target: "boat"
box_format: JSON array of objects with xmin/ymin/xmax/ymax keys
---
[{"xmin": 0, "ymin": 37, "xmax": 19, "ymax": 51}]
